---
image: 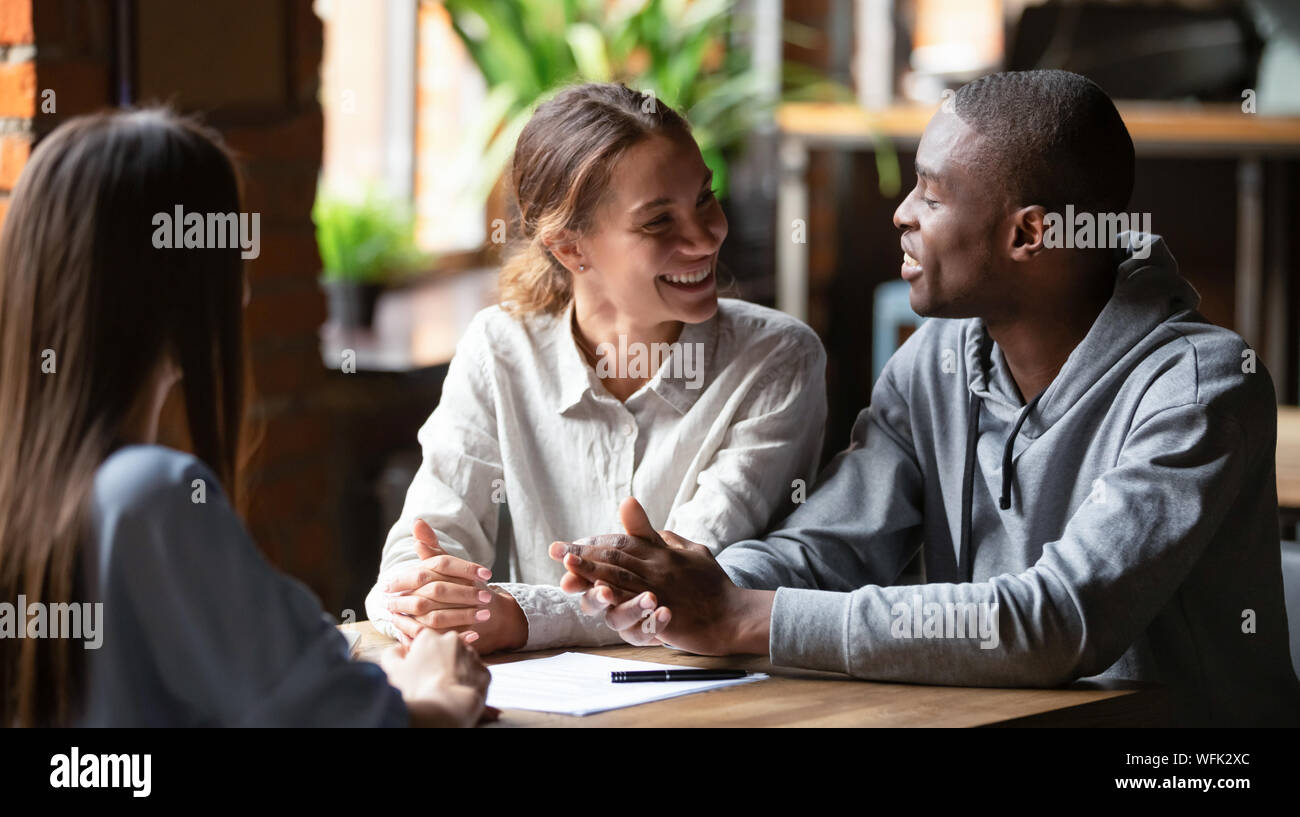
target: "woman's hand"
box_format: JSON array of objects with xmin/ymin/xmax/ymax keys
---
[
  {"xmin": 383, "ymin": 520, "xmax": 528, "ymax": 653},
  {"xmin": 382, "ymin": 520, "xmax": 494, "ymax": 646},
  {"xmin": 462, "ymin": 586, "xmax": 530, "ymax": 654},
  {"xmin": 380, "ymin": 629, "xmax": 495, "ymax": 727}
]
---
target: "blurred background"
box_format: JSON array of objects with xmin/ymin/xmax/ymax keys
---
[{"xmin": 1, "ymin": 0, "xmax": 1298, "ymax": 622}]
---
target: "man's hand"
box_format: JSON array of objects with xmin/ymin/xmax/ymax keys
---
[
  {"xmin": 382, "ymin": 519, "xmax": 495, "ymax": 647},
  {"xmin": 549, "ymin": 497, "xmax": 774, "ymax": 656}
]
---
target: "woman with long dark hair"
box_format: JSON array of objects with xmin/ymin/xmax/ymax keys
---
[{"xmin": 0, "ymin": 109, "xmax": 488, "ymax": 727}]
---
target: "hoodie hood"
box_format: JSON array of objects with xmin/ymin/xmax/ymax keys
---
[
  {"xmin": 955, "ymin": 232, "xmax": 1200, "ymax": 573},
  {"xmin": 963, "ymin": 231, "xmax": 1197, "ymax": 430}
]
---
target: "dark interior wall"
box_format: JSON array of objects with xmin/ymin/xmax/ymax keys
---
[
  {"xmin": 131, "ymin": 1, "xmax": 354, "ymax": 607},
  {"xmin": 133, "ymin": 0, "xmax": 451, "ymax": 617},
  {"xmin": 0, "ymin": 1, "xmax": 365, "ymax": 608},
  {"xmin": 322, "ymin": 367, "xmax": 448, "ymax": 619}
]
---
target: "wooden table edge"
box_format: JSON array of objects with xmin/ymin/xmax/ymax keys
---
[{"xmin": 339, "ymin": 621, "xmax": 1165, "ymax": 727}]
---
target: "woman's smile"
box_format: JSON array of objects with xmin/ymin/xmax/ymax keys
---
[{"xmin": 657, "ymin": 257, "xmax": 717, "ymax": 292}]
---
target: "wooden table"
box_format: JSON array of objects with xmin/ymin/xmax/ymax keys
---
[{"xmin": 341, "ymin": 621, "xmax": 1166, "ymax": 727}]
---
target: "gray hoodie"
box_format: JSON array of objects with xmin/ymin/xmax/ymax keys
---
[{"xmin": 718, "ymin": 233, "xmax": 1300, "ymax": 726}]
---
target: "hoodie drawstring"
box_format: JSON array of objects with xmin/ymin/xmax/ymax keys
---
[
  {"xmin": 960, "ymin": 331, "xmax": 1042, "ymax": 582},
  {"xmin": 959, "ymin": 389, "xmax": 982, "ymax": 582},
  {"xmin": 999, "ymin": 390, "xmax": 1044, "ymax": 510}
]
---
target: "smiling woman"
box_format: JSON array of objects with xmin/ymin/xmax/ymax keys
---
[
  {"xmin": 497, "ymin": 84, "xmax": 712, "ymax": 317},
  {"xmin": 366, "ymin": 82, "xmax": 830, "ymax": 656}
]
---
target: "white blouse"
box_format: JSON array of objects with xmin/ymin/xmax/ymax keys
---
[{"xmin": 365, "ymin": 297, "xmax": 827, "ymax": 649}]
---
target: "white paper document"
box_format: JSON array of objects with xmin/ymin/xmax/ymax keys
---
[{"xmin": 486, "ymin": 652, "xmax": 768, "ymax": 716}]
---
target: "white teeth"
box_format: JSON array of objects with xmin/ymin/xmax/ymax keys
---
[
  {"xmin": 903, "ymin": 252, "xmax": 919, "ymax": 267},
  {"xmin": 662, "ymin": 267, "xmax": 710, "ymax": 284}
]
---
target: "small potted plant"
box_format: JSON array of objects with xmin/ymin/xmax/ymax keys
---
[{"xmin": 314, "ymin": 191, "xmax": 426, "ymax": 330}]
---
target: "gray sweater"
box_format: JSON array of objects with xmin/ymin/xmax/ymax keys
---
[
  {"xmin": 79, "ymin": 445, "xmax": 406, "ymax": 726},
  {"xmin": 718, "ymin": 233, "xmax": 1300, "ymax": 726}
]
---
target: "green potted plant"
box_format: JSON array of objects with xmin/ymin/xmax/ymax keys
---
[
  {"xmin": 442, "ymin": 0, "xmax": 861, "ymax": 206},
  {"xmin": 314, "ymin": 191, "xmax": 427, "ymax": 329}
]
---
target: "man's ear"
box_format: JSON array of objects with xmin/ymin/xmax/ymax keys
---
[
  {"xmin": 1008, "ymin": 205, "xmax": 1048, "ymax": 263},
  {"xmin": 543, "ymin": 229, "xmax": 586, "ymax": 274}
]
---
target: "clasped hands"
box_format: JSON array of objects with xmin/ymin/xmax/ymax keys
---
[
  {"xmin": 547, "ymin": 497, "xmax": 773, "ymax": 656},
  {"xmin": 380, "ymin": 498, "xmax": 772, "ymax": 656},
  {"xmin": 380, "ymin": 519, "xmax": 528, "ymax": 653}
]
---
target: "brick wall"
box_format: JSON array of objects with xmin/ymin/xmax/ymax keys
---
[
  {"xmin": 0, "ymin": 0, "xmax": 350, "ymax": 611},
  {"xmin": 0, "ymin": 0, "xmax": 112, "ymax": 221}
]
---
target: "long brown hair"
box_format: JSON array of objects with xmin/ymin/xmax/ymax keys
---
[
  {"xmin": 500, "ymin": 83, "xmax": 694, "ymax": 316},
  {"xmin": 0, "ymin": 109, "xmax": 250, "ymax": 726}
]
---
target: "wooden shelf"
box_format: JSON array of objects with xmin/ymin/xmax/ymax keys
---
[{"xmin": 777, "ymin": 102, "xmax": 1300, "ymax": 156}]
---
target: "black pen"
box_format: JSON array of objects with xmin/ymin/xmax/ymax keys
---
[{"xmin": 611, "ymin": 669, "xmax": 750, "ymax": 683}]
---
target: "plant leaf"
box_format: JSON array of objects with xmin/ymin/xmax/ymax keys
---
[{"xmin": 567, "ymin": 22, "xmax": 612, "ymax": 81}]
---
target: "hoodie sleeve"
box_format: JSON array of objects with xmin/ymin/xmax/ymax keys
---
[
  {"xmin": 716, "ymin": 365, "xmax": 925, "ymax": 594},
  {"xmin": 760, "ymin": 400, "xmax": 1249, "ymax": 687}
]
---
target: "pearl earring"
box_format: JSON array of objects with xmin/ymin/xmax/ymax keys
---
[{"xmin": 579, "ymin": 264, "xmax": 586, "ymax": 271}]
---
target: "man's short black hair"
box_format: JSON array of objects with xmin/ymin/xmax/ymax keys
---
[{"xmin": 952, "ymin": 69, "xmax": 1134, "ymax": 215}]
